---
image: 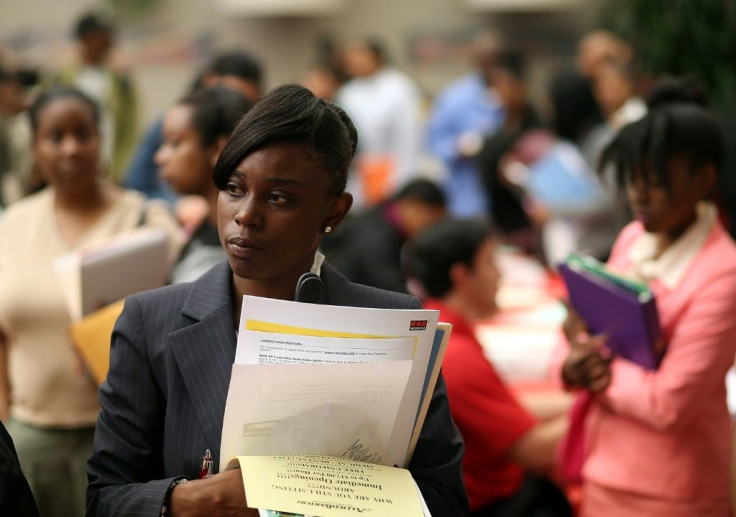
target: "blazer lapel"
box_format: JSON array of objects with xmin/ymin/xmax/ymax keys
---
[
  {"xmin": 171, "ymin": 260, "xmax": 236, "ymax": 449},
  {"xmin": 321, "ymin": 262, "xmax": 361, "ymax": 307}
]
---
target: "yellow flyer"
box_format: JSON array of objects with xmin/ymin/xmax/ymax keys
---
[{"xmin": 235, "ymin": 455, "xmax": 424, "ymax": 517}]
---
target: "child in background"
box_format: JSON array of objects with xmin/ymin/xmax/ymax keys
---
[{"xmin": 559, "ymin": 102, "xmax": 736, "ymax": 516}]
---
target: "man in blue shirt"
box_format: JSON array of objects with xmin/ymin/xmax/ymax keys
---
[{"xmin": 426, "ymin": 32, "xmax": 505, "ymax": 217}]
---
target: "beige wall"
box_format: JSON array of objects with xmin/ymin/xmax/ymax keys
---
[{"xmin": 0, "ymin": 0, "xmax": 601, "ymax": 124}]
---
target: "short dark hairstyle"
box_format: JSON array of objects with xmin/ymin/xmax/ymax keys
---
[
  {"xmin": 210, "ymin": 51, "xmax": 263, "ymax": 89},
  {"xmin": 178, "ymin": 86, "xmax": 253, "ymax": 148},
  {"xmin": 212, "ymin": 84, "xmax": 358, "ymax": 196},
  {"xmin": 404, "ymin": 218, "xmax": 491, "ymax": 299},
  {"xmin": 394, "ymin": 178, "xmax": 446, "ymax": 207},
  {"xmin": 646, "ymin": 75, "xmax": 709, "ymax": 110},
  {"xmin": 28, "ymin": 86, "xmax": 100, "ymax": 137},
  {"xmin": 549, "ymin": 71, "xmax": 602, "ymax": 143},
  {"xmin": 73, "ymin": 13, "xmax": 113, "ymax": 40},
  {"xmin": 600, "ymin": 103, "xmax": 724, "ymax": 190}
]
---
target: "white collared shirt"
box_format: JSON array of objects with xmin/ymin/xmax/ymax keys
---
[
  {"xmin": 627, "ymin": 202, "xmax": 717, "ymax": 289},
  {"xmin": 311, "ymin": 251, "xmax": 325, "ymax": 276}
]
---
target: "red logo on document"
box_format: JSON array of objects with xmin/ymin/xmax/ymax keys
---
[{"xmin": 409, "ymin": 320, "xmax": 428, "ymax": 331}]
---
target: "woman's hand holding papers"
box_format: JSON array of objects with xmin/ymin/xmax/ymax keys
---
[{"xmin": 169, "ymin": 468, "xmax": 258, "ymax": 516}]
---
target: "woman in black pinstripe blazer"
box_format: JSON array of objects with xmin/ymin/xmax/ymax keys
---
[{"xmin": 87, "ymin": 84, "xmax": 468, "ymax": 517}]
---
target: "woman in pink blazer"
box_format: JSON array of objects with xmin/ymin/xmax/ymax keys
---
[{"xmin": 559, "ymin": 102, "xmax": 736, "ymax": 516}]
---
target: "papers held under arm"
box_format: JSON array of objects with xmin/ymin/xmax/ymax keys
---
[
  {"xmin": 53, "ymin": 227, "xmax": 170, "ymax": 321},
  {"xmin": 59, "ymin": 228, "xmax": 171, "ymax": 385}
]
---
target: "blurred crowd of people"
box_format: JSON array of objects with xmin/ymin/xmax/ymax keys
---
[
  {"xmin": 2, "ymin": 21, "xmax": 703, "ymax": 272},
  {"xmin": 0, "ymin": 8, "xmax": 735, "ymax": 517},
  {"xmin": 1, "ymin": 17, "xmax": 728, "ymax": 270}
]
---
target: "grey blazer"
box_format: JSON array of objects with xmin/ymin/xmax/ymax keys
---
[{"xmin": 86, "ymin": 260, "xmax": 468, "ymax": 516}]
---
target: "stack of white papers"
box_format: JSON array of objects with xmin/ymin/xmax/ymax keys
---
[{"xmin": 220, "ymin": 295, "xmax": 452, "ymax": 471}]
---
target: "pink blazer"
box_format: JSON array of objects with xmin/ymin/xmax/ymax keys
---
[{"xmin": 560, "ymin": 220, "xmax": 736, "ymax": 502}]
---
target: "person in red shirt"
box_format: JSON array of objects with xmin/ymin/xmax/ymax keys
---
[{"xmin": 404, "ymin": 218, "xmax": 572, "ymax": 517}]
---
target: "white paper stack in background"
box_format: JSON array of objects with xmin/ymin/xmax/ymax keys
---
[{"xmin": 53, "ymin": 227, "xmax": 170, "ymax": 321}]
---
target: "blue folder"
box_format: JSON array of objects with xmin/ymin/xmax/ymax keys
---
[
  {"xmin": 559, "ymin": 262, "xmax": 663, "ymax": 370},
  {"xmin": 525, "ymin": 142, "xmax": 603, "ymax": 211}
]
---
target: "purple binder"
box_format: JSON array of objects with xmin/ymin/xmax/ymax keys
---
[{"xmin": 559, "ymin": 263, "xmax": 663, "ymax": 370}]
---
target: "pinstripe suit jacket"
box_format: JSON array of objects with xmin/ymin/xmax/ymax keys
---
[{"xmin": 86, "ymin": 259, "xmax": 468, "ymax": 516}]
